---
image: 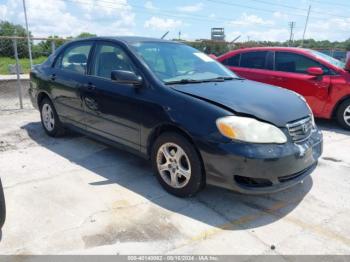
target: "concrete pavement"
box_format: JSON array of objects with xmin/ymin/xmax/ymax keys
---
[{"xmin": 0, "ymin": 109, "xmax": 349, "ymax": 255}]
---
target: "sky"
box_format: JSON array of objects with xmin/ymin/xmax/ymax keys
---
[{"xmin": 0, "ymin": 0, "xmax": 349, "ymax": 42}]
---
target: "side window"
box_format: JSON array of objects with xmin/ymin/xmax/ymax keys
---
[
  {"xmin": 222, "ymin": 54, "xmax": 240, "ymax": 67},
  {"xmin": 240, "ymin": 51, "xmax": 268, "ymax": 69},
  {"xmin": 275, "ymin": 52, "xmax": 329, "ymax": 74},
  {"xmin": 57, "ymin": 43, "xmax": 92, "ymax": 74},
  {"xmin": 92, "ymin": 43, "xmax": 135, "ymax": 79}
]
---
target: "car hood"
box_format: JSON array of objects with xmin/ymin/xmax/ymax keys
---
[{"xmin": 170, "ymin": 79, "xmax": 310, "ymax": 127}]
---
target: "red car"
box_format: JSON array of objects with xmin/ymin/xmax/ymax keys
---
[{"xmin": 217, "ymin": 47, "xmax": 350, "ymax": 129}]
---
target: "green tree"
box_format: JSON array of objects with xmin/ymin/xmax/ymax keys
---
[
  {"xmin": 76, "ymin": 32, "xmax": 97, "ymax": 38},
  {"xmin": 35, "ymin": 36, "xmax": 66, "ymax": 57},
  {"xmin": 0, "ymin": 20, "xmax": 32, "ymax": 58},
  {"xmin": 345, "ymin": 39, "xmax": 350, "ymax": 51}
]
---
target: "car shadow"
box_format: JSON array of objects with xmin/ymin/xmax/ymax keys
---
[
  {"xmin": 21, "ymin": 122, "xmax": 313, "ymax": 232},
  {"xmin": 316, "ymin": 118, "xmax": 350, "ymax": 136}
]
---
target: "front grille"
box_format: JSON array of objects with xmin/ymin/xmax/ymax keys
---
[
  {"xmin": 234, "ymin": 176, "xmax": 273, "ymax": 188},
  {"xmin": 286, "ymin": 116, "xmax": 313, "ymax": 143}
]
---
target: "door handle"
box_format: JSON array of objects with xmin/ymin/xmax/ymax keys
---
[
  {"xmin": 87, "ymin": 83, "xmax": 96, "ymax": 91},
  {"xmin": 84, "ymin": 82, "xmax": 96, "ymax": 91},
  {"xmin": 50, "ymin": 74, "xmax": 56, "ymax": 81}
]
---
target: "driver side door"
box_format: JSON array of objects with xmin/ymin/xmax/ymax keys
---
[
  {"xmin": 82, "ymin": 41, "xmax": 142, "ymax": 150},
  {"xmin": 270, "ymin": 51, "xmax": 331, "ymax": 116}
]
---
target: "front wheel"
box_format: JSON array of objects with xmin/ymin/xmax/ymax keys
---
[
  {"xmin": 0, "ymin": 178, "xmax": 6, "ymax": 229},
  {"xmin": 336, "ymin": 99, "xmax": 350, "ymax": 130},
  {"xmin": 151, "ymin": 132, "xmax": 204, "ymax": 197}
]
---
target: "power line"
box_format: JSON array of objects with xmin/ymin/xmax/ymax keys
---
[
  {"xmin": 246, "ymin": 0, "xmax": 307, "ymax": 11},
  {"xmin": 54, "ymin": 0, "xmax": 350, "ymax": 27},
  {"xmin": 7, "ymin": 0, "xmax": 348, "ymax": 42},
  {"xmin": 245, "ymin": 0, "xmax": 350, "ymax": 19},
  {"xmin": 204, "ymin": 0, "xmax": 307, "ymax": 18},
  {"xmin": 57, "ymin": 0, "xmax": 292, "ymax": 29},
  {"xmin": 205, "ymin": 0, "xmax": 350, "ymax": 20},
  {"xmin": 310, "ymin": 0, "xmax": 350, "ymax": 8}
]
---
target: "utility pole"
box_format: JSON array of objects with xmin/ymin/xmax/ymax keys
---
[
  {"xmin": 13, "ymin": 30, "xmax": 23, "ymax": 109},
  {"xmin": 288, "ymin": 21, "xmax": 296, "ymax": 47},
  {"xmin": 22, "ymin": 0, "xmax": 33, "ymax": 69},
  {"xmin": 301, "ymin": 5, "xmax": 311, "ymax": 47}
]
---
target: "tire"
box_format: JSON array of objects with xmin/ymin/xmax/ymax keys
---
[
  {"xmin": 0, "ymin": 178, "xmax": 5, "ymax": 229},
  {"xmin": 151, "ymin": 132, "xmax": 204, "ymax": 197},
  {"xmin": 336, "ymin": 99, "xmax": 350, "ymax": 130},
  {"xmin": 40, "ymin": 97, "xmax": 65, "ymax": 137}
]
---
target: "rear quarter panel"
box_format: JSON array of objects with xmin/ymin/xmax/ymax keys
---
[{"xmin": 29, "ymin": 64, "xmax": 54, "ymax": 109}]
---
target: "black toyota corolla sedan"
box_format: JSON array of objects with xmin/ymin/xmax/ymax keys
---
[{"xmin": 29, "ymin": 36, "xmax": 323, "ymax": 197}]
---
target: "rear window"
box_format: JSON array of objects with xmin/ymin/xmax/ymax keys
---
[
  {"xmin": 55, "ymin": 42, "xmax": 92, "ymax": 74},
  {"xmin": 222, "ymin": 54, "xmax": 240, "ymax": 67},
  {"xmin": 240, "ymin": 51, "xmax": 268, "ymax": 69}
]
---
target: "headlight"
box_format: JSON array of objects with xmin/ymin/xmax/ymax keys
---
[
  {"xmin": 310, "ymin": 113, "xmax": 316, "ymax": 128},
  {"xmin": 216, "ymin": 116, "xmax": 287, "ymax": 144},
  {"xmin": 305, "ymin": 104, "xmax": 316, "ymax": 129}
]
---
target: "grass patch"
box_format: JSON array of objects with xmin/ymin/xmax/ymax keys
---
[{"xmin": 0, "ymin": 56, "xmax": 48, "ymax": 75}]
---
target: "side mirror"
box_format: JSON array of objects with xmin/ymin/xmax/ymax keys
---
[
  {"xmin": 111, "ymin": 70, "xmax": 143, "ymax": 86},
  {"xmin": 307, "ymin": 67, "xmax": 324, "ymax": 76},
  {"xmin": 345, "ymin": 52, "xmax": 350, "ymax": 71}
]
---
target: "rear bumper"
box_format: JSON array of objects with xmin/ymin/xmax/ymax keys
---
[{"xmin": 198, "ymin": 129, "xmax": 323, "ymax": 194}]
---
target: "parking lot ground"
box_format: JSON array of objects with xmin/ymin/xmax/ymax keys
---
[{"xmin": 0, "ymin": 108, "xmax": 349, "ymax": 255}]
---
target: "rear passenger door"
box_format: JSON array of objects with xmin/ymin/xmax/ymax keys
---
[{"xmin": 50, "ymin": 41, "xmax": 93, "ymax": 127}]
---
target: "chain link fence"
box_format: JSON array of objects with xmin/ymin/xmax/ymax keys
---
[
  {"xmin": 0, "ymin": 36, "xmax": 67, "ymax": 112},
  {"xmin": 1, "ymin": 35, "xmax": 348, "ymax": 112},
  {"xmin": 0, "ymin": 76, "xmax": 29, "ymax": 111}
]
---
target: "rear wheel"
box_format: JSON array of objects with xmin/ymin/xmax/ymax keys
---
[
  {"xmin": 151, "ymin": 132, "xmax": 203, "ymax": 197},
  {"xmin": 40, "ymin": 98, "xmax": 65, "ymax": 137},
  {"xmin": 336, "ymin": 99, "xmax": 350, "ymax": 130}
]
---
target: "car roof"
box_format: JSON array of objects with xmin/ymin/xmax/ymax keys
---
[
  {"xmin": 218, "ymin": 47, "xmax": 313, "ymax": 59},
  {"xmin": 232, "ymin": 47, "xmax": 311, "ymax": 52},
  {"xmin": 70, "ymin": 36, "xmax": 177, "ymax": 45}
]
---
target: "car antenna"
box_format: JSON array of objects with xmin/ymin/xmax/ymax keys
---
[
  {"xmin": 161, "ymin": 31, "xmax": 169, "ymax": 39},
  {"xmin": 230, "ymin": 35, "xmax": 241, "ymax": 44}
]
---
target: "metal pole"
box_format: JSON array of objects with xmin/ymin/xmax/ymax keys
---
[
  {"xmin": 13, "ymin": 38, "xmax": 23, "ymax": 109},
  {"xmin": 161, "ymin": 31, "xmax": 169, "ymax": 39},
  {"xmin": 301, "ymin": 5, "xmax": 311, "ymax": 47},
  {"xmin": 288, "ymin": 22, "xmax": 296, "ymax": 47},
  {"xmin": 51, "ymin": 40, "xmax": 56, "ymax": 54},
  {"xmin": 22, "ymin": 0, "xmax": 33, "ymax": 69}
]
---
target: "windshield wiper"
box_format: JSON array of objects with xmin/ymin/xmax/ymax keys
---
[
  {"xmin": 164, "ymin": 79, "xmax": 205, "ymax": 85},
  {"xmin": 202, "ymin": 76, "xmax": 244, "ymax": 82},
  {"xmin": 164, "ymin": 76, "xmax": 244, "ymax": 85}
]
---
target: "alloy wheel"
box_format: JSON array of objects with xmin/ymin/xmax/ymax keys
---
[
  {"xmin": 42, "ymin": 103, "xmax": 55, "ymax": 132},
  {"xmin": 343, "ymin": 105, "xmax": 350, "ymax": 127},
  {"xmin": 156, "ymin": 142, "xmax": 191, "ymax": 188}
]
